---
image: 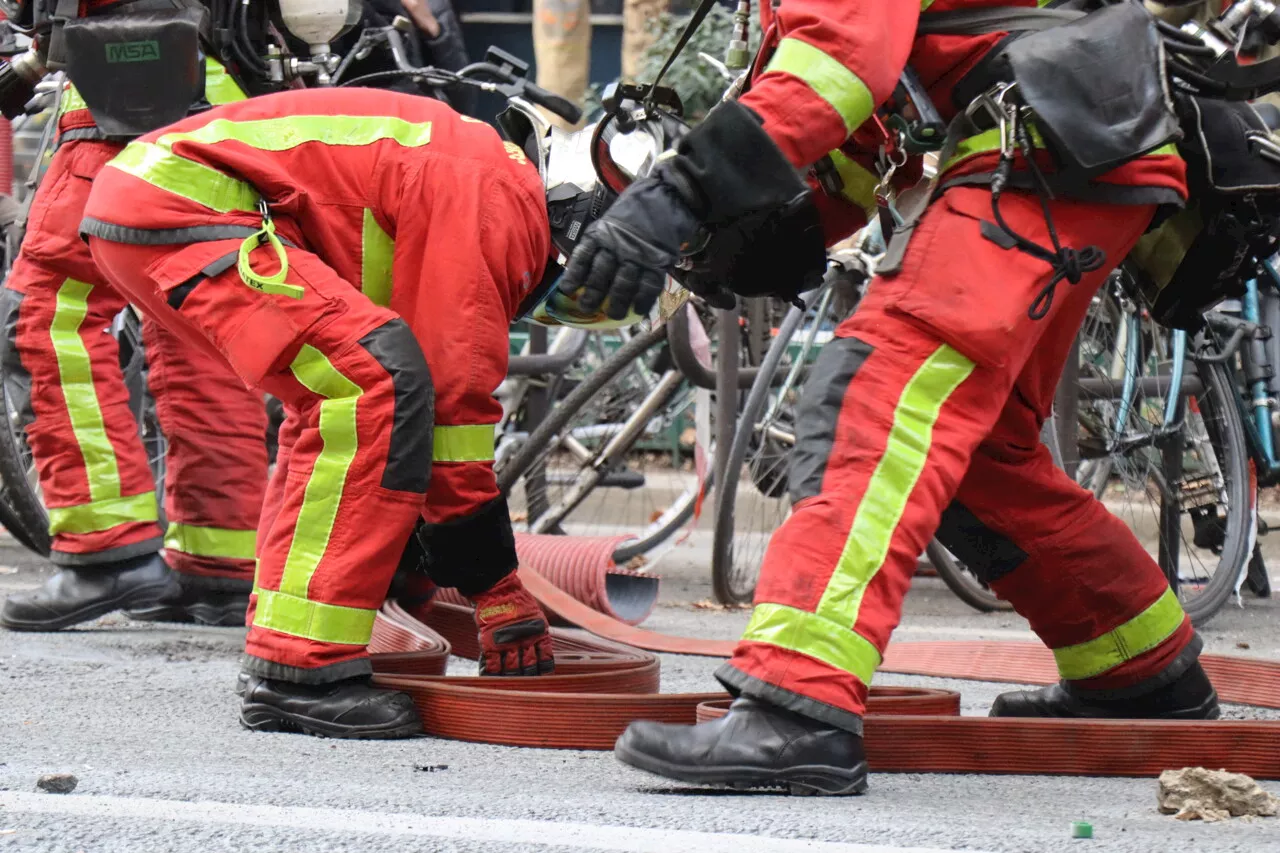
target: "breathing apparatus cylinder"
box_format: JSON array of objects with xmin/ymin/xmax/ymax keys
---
[
  {"xmin": 272, "ymin": 0, "xmax": 359, "ymax": 61},
  {"xmin": 0, "ymin": 48, "xmax": 47, "ymax": 119}
]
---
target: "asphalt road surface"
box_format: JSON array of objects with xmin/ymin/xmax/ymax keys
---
[{"xmin": 3, "ymin": 532, "xmax": 1279, "ymax": 853}]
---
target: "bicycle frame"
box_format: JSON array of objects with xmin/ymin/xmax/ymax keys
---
[{"xmin": 1226, "ymin": 259, "xmax": 1280, "ymax": 485}]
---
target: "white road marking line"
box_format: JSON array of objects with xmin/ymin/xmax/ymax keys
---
[{"xmin": 0, "ymin": 792, "xmax": 982, "ymax": 853}]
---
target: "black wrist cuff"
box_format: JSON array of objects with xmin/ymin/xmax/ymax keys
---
[
  {"xmin": 665, "ymin": 100, "xmax": 808, "ymax": 227},
  {"xmin": 418, "ymin": 496, "xmax": 519, "ymax": 596}
]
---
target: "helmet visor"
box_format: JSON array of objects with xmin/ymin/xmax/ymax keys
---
[{"xmin": 528, "ymin": 280, "xmax": 645, "ymax": 330}]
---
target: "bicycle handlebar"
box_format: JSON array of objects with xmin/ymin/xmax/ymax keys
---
[
  {"xmin": 515, "ymin": 80, "xmax": 582, "ymax": 126},
  {"xmin": 335, "ymin": 39, "xmax": 583, "ymax": 125},
  {"xmin": 455, "ymin": 61, "xmax": 582, "ymax": 125}
]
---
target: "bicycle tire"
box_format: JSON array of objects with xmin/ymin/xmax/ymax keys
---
[
  {"xmin": 0, "ymin": 381, "xmax": 51, "ymax": 556},
  {"xmin": 0, "ymin": 319, "xmax": 51, "ymax": 556},
  {"xmin": 497, "ymin": 324, "xmax": 702, "ymax": 564},
  {"xmin": 711, "ymin": 299, "xmax": 1008, "ymax": 610},
  {"xmin": 1177, "ymin": 360, "xmax": 1251, "ymax": 625},
  {"xmin": 927, "ymin": 540, "xmax": 1012, "ymax": 613},
  {"xmin": 711, "ymin": 301, "xmax": 806, "ymax": 603}
]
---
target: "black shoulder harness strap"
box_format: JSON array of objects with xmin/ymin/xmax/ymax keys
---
[{"xmin": 915, "ymin": 6, "xmax": 1085, "ymax": 36}]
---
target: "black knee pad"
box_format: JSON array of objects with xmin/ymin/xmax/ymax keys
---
[
  {"xmin": 934, "ymin": 500, "xmax": 1028, "ymax": 586},
  {"xmin": 789, "ymin": 336, "xmax": 874, "ymax": 504},
  {"xmin": 358, "ymin": 319, "xmax": 433, "ymax": 493}
]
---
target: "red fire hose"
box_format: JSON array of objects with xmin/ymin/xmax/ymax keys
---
[{"xmin": 370, "ymin": 552, "xmax": 1280, "ymax": 779}]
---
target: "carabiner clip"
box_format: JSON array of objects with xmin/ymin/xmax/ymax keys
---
[{"xmin": 965, "ymin": 82, "xmax": 1020, "ymax": 159}]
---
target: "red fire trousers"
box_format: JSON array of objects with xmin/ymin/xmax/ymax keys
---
[
  {"xmin": 718, "ymin": 187, "xmax": 1198, "ymax": 733},
  {"xmin": 3, "ymin": 136, "xmax": 266, "ymax": 577}
]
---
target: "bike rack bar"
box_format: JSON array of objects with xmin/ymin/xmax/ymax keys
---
[
  {"xmin": 1076, "ymin": 371, "xmax": 1205, "ymax": 401},
  {"xmin": 666, "ymin": 303, "xmax": 767, "ymax": 390},
  {"xmin": 506, "ymin": 329, "xmax": 590, "ymax": 376}
]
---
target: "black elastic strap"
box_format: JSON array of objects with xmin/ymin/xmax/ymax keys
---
[
  {"xmin": 643, "ymin": 0, "xmax": 723, "ymax": 106},
  {"xmin": 915, "ymin": 6, "xmax": 1084, "ymax": 36},
  {"xmin": 986, "ymin": 122, "xmax": 1104, "ymax": 320}
]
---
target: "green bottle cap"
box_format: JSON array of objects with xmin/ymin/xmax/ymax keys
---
[{"xmin": 1071, "ymin": 821, "xmax": 1093, "ymax": 839}]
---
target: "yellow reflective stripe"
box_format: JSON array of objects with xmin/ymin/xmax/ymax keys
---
[
  {"xmin": 204, "ymin": 57, "xmax": 247, "ymax": 105},
  {"xmin": 164, "ymin": 523, "xmax": 257, "ymax": 561},
  {"xmin": 941, "ymin": 127, "xmax": 1181, "ymax": 175},
  {"xmin": 252, "ymin": 586, "xmax": 377, "ymax": 646},
  {"xmin": 818, "ymin": 345, "xmax": 974, "ymax": 618},
  {"xmin": 742, "ymin": 345, "xmax": 974, "ymax": 685},
  {"xmin": 828, "ymin": 150, "xmax": 880, "ymax": 221},
  {"xmin": 275, "ymin": 346, "xmax": 362, "ymax": 601},
  {"xmin": 764, "ymin": 39, "xmax": 873, "ymax": 136},
  {"xmin": 50, "ymin": 278, "xmax": 123, "ymax": 504},
  {"xmin": 940, "ymin": 124, "xmax": 1048, "ymax": 175},
  {"xmin": 157, "ymin": 115, "xmax": 433, "ymax": 152},
  {"xmin": 434, "ymin": 424, "xmax": 495, "ymax": 463},
  {"xmin": 48, "ymin": 491, "xmax": 158, "ymax": 535},
  {"xmin": 1052, "ymin": 587, "xmax": 1187, "ymax": 680},
  {"xmin": 59, "ymin": 84, "xmax": 88, "ymax": 117},
  {"xmin": 741, "ymin": 602, "xmax": 882, "ymax": 686},
  {"xmin": 111, "ymin": 116, "xmax": 433, "ymax": 211},
  {"xmin": 106, "ymin": 142, "xmax": 261, "ymax": 214},
  {"xmin": 361, "ymin": 209, "xmax": 395, "ymax": 307}
]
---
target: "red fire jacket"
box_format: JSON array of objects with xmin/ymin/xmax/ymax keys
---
[{"xmin": 741, "ymin": 0, "xmax": 1188, "ymax": 243}]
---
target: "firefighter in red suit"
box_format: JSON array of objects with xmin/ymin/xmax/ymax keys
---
[
  {"xmin": 79, "ymin": 87, "xmax": 595, "ymax": 737},
  {"xmin": 0, "ymin": 0, "xmax": 269, "ymax": 631},
  {"xmin": 557, "ymin": 0, "xmax": 1222, "ymax": 794}
]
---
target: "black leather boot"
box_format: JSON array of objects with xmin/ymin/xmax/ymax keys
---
[
  {"xmin": 0, "ymin": 553, "xmax": 180, "ymax": 631},
  {"xmin": 614, "ymin": 696, "xmax": 868, "ymax": 796},
  {"xmin": 239, "ymin": 675, "xmax": 423, "ymax": 739},
  {"xmin": 990, "ymin": 660, "xmax": 1220, "ymax": 720},
  {"xmin": 125, "ymin": 573, "xmax": 251, "ymax": 626}
]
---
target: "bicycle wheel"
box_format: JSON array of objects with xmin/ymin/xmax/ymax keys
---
[
  {"xmin": 1072, "ymin": 285, "xmax": 1251, "ymax": 626},
  {"xmin": 710, "ymin": 266, "xmax": 1013, "ymax": 609},
  {"xmin": 0, "ymin": 260, "xmax": 51, "ymax": 554},
  {"xmin": 710, "ymin": 294, "xmax": 817, "ymax": 603},
  {"xmin": 497, "ymin": 324, "xmax": 705, "ymax": 566}
]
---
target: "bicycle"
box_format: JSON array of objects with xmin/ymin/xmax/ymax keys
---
[{"xmin": 1044, "ymin": 266, "xmax": 1254, "ymax": 626}]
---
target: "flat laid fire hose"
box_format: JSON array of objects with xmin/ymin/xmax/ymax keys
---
[{"xmin": 369, "ymin": 565, "xmax": 1280, "ymax": 779}]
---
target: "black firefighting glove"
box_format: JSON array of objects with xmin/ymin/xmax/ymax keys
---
[
  {"xmin": 558, "ymin": 101, "xmax": 810, "ymax": 316},
  {"xmin": 557, "ymin": 167, "xmax": 702, "ymax": 321}
]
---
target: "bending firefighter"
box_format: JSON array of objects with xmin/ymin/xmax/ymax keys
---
[
  {"xmin": 1, "ymin": 0, "xmax": 271, "ymax": 631},
  {"xmin": 77, "ymin": 86, "xmax": 616, "ymax": 737},
  {"xmin": 557, "ymin": 0, "xmax": 1220, "ymax": 794}
]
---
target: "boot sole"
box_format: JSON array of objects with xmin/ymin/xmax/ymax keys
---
[
  {"xmin": 614, "ymin": 740, "xmax": 868, "ymax": 796},
  {"xmin": 989, "ymin": 695, "xmax": 1223, "ymax": 721},
  {"xmin": 125, "ymin": 601, "xmax": 247, "ymax": 627},
  {"xmin": 0, "ymin": 580, "xmax": 180, "ymax": 632},
  {"xmin": 239, "ymin": 703, "xmax": 423, "ymax": 740}
]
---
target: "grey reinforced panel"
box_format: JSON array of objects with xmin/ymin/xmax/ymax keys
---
[
  {"xmin": 788, "ymin": 336, "xmax": 874, "ymax": 503},
  {"xmin": 79, "ymin": 216, "xmax": 271, "ymax": 246}
]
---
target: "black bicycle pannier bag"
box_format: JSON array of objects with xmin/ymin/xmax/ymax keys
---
[{"xmin": 1128, "ymin": 96, "xmax": 1280, "ymax": 329}]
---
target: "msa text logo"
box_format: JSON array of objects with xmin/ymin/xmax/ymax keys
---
[{"xmin": 105, "ymin": 41, "xmax": 160, "ymax": 63}]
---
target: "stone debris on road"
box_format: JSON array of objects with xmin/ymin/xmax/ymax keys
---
[
  {"xmin": 35, "ymin": 774, "xmax": 78, "ymax": 794},
  {"xmin": 1157, "ymin": 767, "xmax": 1280, "ymax": 821}
]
